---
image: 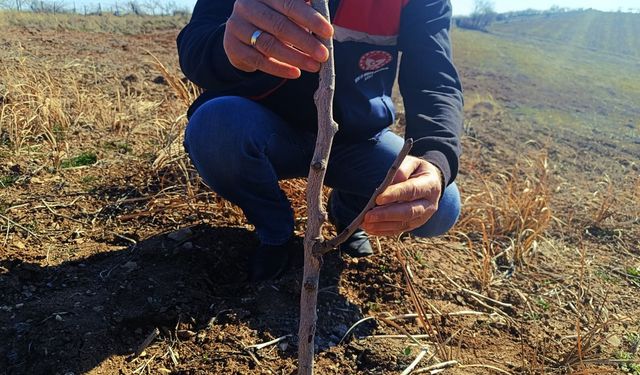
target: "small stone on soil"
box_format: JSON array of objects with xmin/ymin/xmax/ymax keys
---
[
  {"xmin": 121, "ymin": 261, "xmax": 138, "ymax": 273},
  {"xmin": 167, "ymin": 228, "xmax": 193, "ymax": 242}
]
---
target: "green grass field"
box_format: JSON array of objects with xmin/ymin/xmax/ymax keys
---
[
  {"xmin": 490, "ymin": 10, "xmax": 640, "ymax": 59},
  {"xmin": 452, "ymin": 10, "xmax": 640, "ymax": 158}
]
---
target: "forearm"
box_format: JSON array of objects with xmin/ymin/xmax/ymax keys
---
[{"xmin": 399, "ymin": 0, "xmax": 463, "ymax": 187}]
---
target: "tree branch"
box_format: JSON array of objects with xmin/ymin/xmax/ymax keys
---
[
  {"xmin": 297, "ymin": 1, "xmax": 336, "ymax": 374},
  {"xmin": 316, "ymin": 139, "xmax": 413, "ymax": 256},
  {"xmin": 298, "ymin": 2, "xmax": 414, "ymax": 374}
]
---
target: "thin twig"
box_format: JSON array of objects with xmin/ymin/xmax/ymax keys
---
[
  {"xmin": 581, "ymin": 358, "xmax": 640, "ymax": 365},
  {"xmin": 168, "ymin": 346, "xmax": 179, "ymax": 366},
  {"xmin": 385, "ymin": 311, "xmax": 489, "ymax": 321},
  {"xmin": 246, "ymin": 335, "xmax": 292, "ymax": 351},
  {"xmin": 413, "ymin": 360, "xmax": 459, "ymax": 374},
  {"xmin": 132, "ymin": 353, "xmax": 158, "ymax": 374},
  {"xmin": 244, "ymin": 347, "xmax": 262, "ymax": 367},
  {"xmin": 462, "ymin": 288, "xmax": 514, "ymax": 309},
  {"xmin": 40, "ymin": 199, "xmax": 86, "ymax": 225},
  {"xmin": 458, "ymin": 364, "xmax": 513, "ymax": 374},
  {"xmin": 364, "ymin": 334, "xmax": 432, "ymax": 340},
  {"xmin": 378, "ymin": 315, "xmax": 426, "ymax": 347},
  {"xmin": 0, "ymin": 213, "xmax": 40, "ymax": 238},
  {"xmin": 32, "ymin": 196, "xmax": 82, "ymax": 210},
  {"xmin": 108, "ymin": 231, "xmax": 138, "ymax": 245},
  {"xmin": 339, "ymin": 316, "xmax": 376, "ymax": 345},
  {"xmin": 468, "ymin": 294, "xmax": 512, "ymax": 321},
  {"xmin": 318, "ymin": 139, "xmax": 413, "ymax": 255},
  {"xmin": 396, "ymin": 244, "xmax": 447, "ymax": 360},
  {"xmin": 132, "ymin": 327, "xmax": 160, "ymax": 359},
  {"xmin": 401, "ymin": 348, "xmax": 428, "ymax": 375},
  {"xmin": 437, "ymin": 270, "xmax": 512, "ymax": 320}
]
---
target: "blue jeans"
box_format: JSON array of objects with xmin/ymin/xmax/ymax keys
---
[{"xmin": 184, "ymin": 96, "xmax": 460, "ymax": 246}]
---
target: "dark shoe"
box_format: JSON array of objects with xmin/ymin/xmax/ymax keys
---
[
  {"xmin": 248, "ymin": 241, "xmax": 292, "ymax": 282},
  {"xmin": 338, "ymin": 228, "xmax": 374, "ymax": 258},
  {"xmin": 327, "ymin": 193, "xmax": 374, "ymax": 258}
]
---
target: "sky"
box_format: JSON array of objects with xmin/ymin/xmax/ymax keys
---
[
  {"xmin": 34, "ymin": 0, "xmax": 640, "ymax": 15},
  {"xmin": 450, "ymin": 0, "xmax": 639, "ymax": 15}
]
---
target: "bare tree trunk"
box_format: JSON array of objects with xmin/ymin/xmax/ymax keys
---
[
  {"xmin": 297, "ymin": 1, "xmax": 335, "ymax": 374},
  {"xmin": 297, "ymin": 1, "xmax": 415, "ymax": 373}
]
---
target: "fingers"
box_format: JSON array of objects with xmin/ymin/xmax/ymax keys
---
[
  {"xmin": 362, "ymin": 158, "xmax": 442, "ymax": 236},
  {"xmin": 391, "ymin": 156, "xmax": 418, "ymax": 185},
  {"xmin": 376, "ymin": 175, "xmax": 433, "ymax": 205},
  {"xmin": 365, "ymin": 200, "xmax": 435, "ymax": 223},
  {"xmin": 260, "ymin": 0, "xmax": 334, "ymax": 39},
  {"xmin": 234, "ymin": 0, "xmax": 329, "ymax": 62},
  {"xmin": 362, "ymin": 217, "xmax": 426, "ymax": 237},
  {"xmin": 226, "ymin": 16, "xmax": 320, "ymax": 74},
  {"xmin": 223, "ymin": 34, "xmax": 303, "ymax": 78}
]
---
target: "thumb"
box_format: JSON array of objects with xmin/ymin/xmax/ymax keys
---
[{"xmin": 391, "ymin": 157, "xmax": 418, "ymax": 185}]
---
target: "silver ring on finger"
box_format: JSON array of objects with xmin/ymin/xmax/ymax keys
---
[{"xmin": 250, "ymin": 29, "xmax": 264, "ymax": 47}]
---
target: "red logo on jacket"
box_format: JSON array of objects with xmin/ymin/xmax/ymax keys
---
[{"xmin": 359, "ymin": 51, "xmax": 393, "ymax": 71}]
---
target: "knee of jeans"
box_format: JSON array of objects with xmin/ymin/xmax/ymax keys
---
[
  {"xmin": 186, "ymin": 97, "xmax": 243, "ymax": 151},
  {"xmin": 412, "ymin": 183, "xmax": 461, "ymax": 238},
  {"xmin": 185, "ymin": 98, "xmax": 244, "ymax": 186},
  {"xmin": 186, "ymin": 97, "xmax": 266, "ymax": 162}
]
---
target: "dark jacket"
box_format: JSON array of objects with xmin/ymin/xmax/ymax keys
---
[{"xmin": 177, "ymin": 0, "xmax": 463, "ymax": 187}]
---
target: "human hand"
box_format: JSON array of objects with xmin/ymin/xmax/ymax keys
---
[
  {"xmin": 362, "ymin": 156, "xmax": 443, "ymax": 236},
  {"xmin": 224, "ymin": 0, "xmax": 334, "ymax": 79}
]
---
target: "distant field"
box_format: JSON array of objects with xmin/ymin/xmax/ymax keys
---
[
  {"xmin": 490, "ymin": 10, "xmax": 640, "ymax": 59},
  {"xmin": 452, "ymin": 22, "xmax": 639, "ymax": 156},
  {"xmin": 0, "ymin": 11, "xmax": 189, "ymax": 34}
]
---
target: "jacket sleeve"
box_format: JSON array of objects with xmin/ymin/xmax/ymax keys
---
[
  {"xmin": 176, "ymin": 0, "xmax": 254, "ymax": 89},
  {"xmin": 398, "ymin": 0, "xmax": 463, "ymax": 188}
]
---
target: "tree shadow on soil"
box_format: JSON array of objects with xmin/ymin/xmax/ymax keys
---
[{"xmin": 0, "ymin": 225, "xmax": 371, "ymax": 374}]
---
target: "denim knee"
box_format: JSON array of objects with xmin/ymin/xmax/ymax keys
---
[
  {"xmin": 183, "ymin": 97, "xmax": 297, "ymax": 245},
  {"xmin": 411, "ymin": 182, "xmax": 461, "ymax": 238},
  {"xmin": 185, "ymin": 96, "xmax": 260, "ymax": 155},
  {"xmin": 184, "ymin": 97, "xmax": 270, "ymax": 190}
]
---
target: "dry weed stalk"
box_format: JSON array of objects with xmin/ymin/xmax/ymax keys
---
[
  {"xmin": 590, "ymin": 177, "xmax": 616, "ymax": 227},
  {"xmin": 148, "ymin": 52, "xmax": 201, "ymax": 107},
  {"xmin": 534, "ymin": 241, "xmax": 633, "ymax": 374},
  {"xmin": 457, "ymin": 152, "xmax": 552, "ymax": 267},
  {"xmin": 148, "ymin": 52, "xmax": 205, "ymax": 199},
  {"xmin": 396, "ymin": 242, "xmax": 448, "ymax": 361},
  {"xmin": 558, "ymin": 308, "xmax": 628, "ymax": 372}
]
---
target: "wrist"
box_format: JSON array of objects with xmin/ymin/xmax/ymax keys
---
[{"xmin": 424, "ymin": 160, "xmax": 445, "ymax": 201}]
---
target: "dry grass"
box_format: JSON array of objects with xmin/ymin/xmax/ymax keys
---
[
  {"xmin": 0, "ymin": 48, "xmax": 158, "ymax": 169},
  {"xmin": 455, "ymin": 151, "xmax": 553, "ymax": 290},
  {"xmin": 0, "ymin": 11, "xmax": 190, "ymax": 34}
]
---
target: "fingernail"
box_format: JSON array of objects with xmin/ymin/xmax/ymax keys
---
[
  {"xmin": 325, "ymin": 24, "xmax": 334, "ymax": 38},
  {"xmin": 314, "ymin": 46, "xmax": 329, "ymax": 62},
  {"xmin": 288, "ymin": 68, "xmax": 302, "ymax": 79}
]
